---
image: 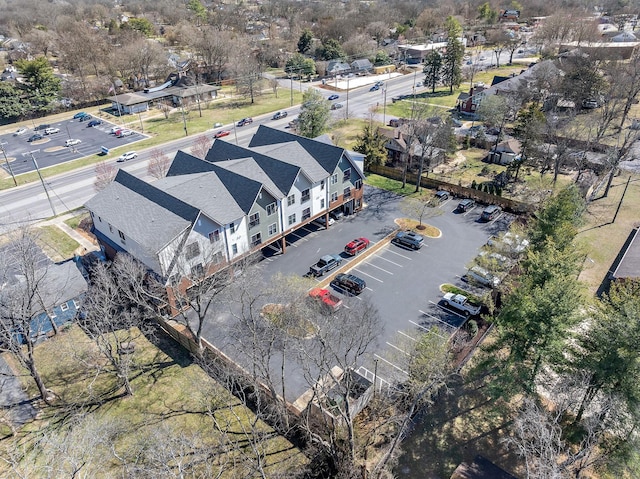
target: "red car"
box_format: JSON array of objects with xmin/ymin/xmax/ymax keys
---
[
  {"xmin": 214, "ymin": 130, "xmax": 231, "ymax": 138},
  {"xmin": 309, "ymin": 288, "xmax": 343, "ymax": 312},
  {"xmin": 344, "ymin": 237, "xmax": 370, "ymax": 256}
]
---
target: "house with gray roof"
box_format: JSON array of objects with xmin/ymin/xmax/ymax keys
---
[{"xmin": 85, "ymin": 127, "xmax": 364, "ymax": 314}]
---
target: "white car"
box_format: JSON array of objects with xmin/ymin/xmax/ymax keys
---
[
  {"xmin": 117, "ymin": 151, "xmax": 138, "ymax": 162},
  {"xmin": 314, "ymin": 216, "xmax": 335, "ymax": 227},
  {"xmin": 44, "ymin": 127, "xmax": 60, "ymax": 135},
  {"xmin": 117, "ymin": 129, "xmax": 134, "ymax": 137},
  {"xmin": 13, "ymin": 127, "xmax": 28, "ymax": 136},
  {"xmin": 65, "ymin": 139, "xmax": 81, "ymax": 147}
]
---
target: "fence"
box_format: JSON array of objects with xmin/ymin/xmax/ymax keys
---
[{"xmin": 369, "ymin": 164, "xmax": 534, "ymax": 215}]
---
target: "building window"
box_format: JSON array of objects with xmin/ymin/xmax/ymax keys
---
[
  {"xmin": 118, "ymin": 230, "xmax": 126, "ymax": 243},
  {"xmin": 287, "ymin": 194, "xmax": 295, "ymax": 206},
  {"xmin": 48, "ymin": 311, "xmax": 57, "ymax": 320},
  {"xmin": 331, "ymin": 192, "xmax": 338, "ymax": 202},
  {"xmin": 249, "ymin": 212, "xmax": 260, "ymax": 228},
  {"xmin": 230, "ymin": 222, "xmax": 236, "ymax": 234},
  {"xmin": 209, "ymin": 230, "xmax": 220, "ymax": 243},
  {"xmin": 301, "ymin": 189, "xmax": 310, "ymax": 203},
  {"xmin": 212, "ymin": 251, "xmax": 224, "ymax": 264},
  {"xmin": 232, "ymin": 244, "xmax": 238, "ymax": 255},
  {"xmin": 331, "ymin": 173, "xmax": 338, "ymax": 185},
  {"xmin": 251, "ymin": 233, "xmax": 262, "ymax": 247},
  {"xmin": 268, "ymin": 223, "xmax": 277, "ymax": 236},
  {"xmin": 355, "ymin": 179, "xmax": 363, "ymax": 190},
  {"xmin": 108, "ymin": 223, "xmax": 113, "ymax": 233},
  {"xmin": 60, "ymin": 302, "xmax": 69, "ymax": 312},
  {"xmin": 73, "ymin": 300, "xmax": 80, "ymax": 309},
  {"xmin": 97, "ymin": 215, "xmax": 101, "ymax": 223},
  {"xmin": 185, "ymin": 242, "xmax": 200, "ymax": 260},
  {"xmin": 321, "ymin": 180, "xmax": 325, "ymax": 190},
  {"xmin": 302, "ymin": 208, "xmax": 311, "ymax": 220},
  {"xmin": 288, "ymin": 213, "xmax": 296, "ymax": 226},
  {"xmin": 343, "ymin": 168, "xmax": 351, "ymax": 181},
  {"xmin": 266, "ymin": 203, "xmax": 276, "ymax": 215},
  {"xmin": 344, "ymin": 187, "xmax": 351, "ymax": 198},
  {"xmin": 320, "ymin": 198, "xmax": 325, "ymax": 209},
  {"xmin": 191, "ymin": 263, "xmax": 204, "ymax": 278}
]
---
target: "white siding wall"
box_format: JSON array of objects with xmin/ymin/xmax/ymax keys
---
[
  {"xmin": 224, "ymin": 216, "xmax": 249, "ymax": 259},
  {"xmin": 282, "ymin": 174, "xmax": 315, "ymax": 230}
]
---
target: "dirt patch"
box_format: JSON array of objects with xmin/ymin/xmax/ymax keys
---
[{"xmin": 395, "ymin": 218, "xmax": 441, "ymax": 238}]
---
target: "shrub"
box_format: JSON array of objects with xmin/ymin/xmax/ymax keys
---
[{"xmin": 467, "ymin": 319, "xmax": 478, "ymax": 337}]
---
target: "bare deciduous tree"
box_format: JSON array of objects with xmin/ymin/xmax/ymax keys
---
[
  {"xmin": 191, "ymin": 134, "xmax": 213, "ymax": 160},
  {"xmin": 94, "ymin": 161, "xmax": 118, "ymax": 192},
  {"xmin": 147, "ymin": 148, "xmax": 171, "ymax": 180}
]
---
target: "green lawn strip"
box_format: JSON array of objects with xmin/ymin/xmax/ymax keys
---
[
  {"xmin": 35, "ymin": 225, "xmax": 80, "ymax": 261},
  {"xmin": 364, "ymin": 173, "xmax": 415, "ymax": 195},
  {"xmin": 2, "ymin": 325, "xmax": 305, "ymax": 476},
  {"xmin": 441, "ymin": 283, "xmax": 485, "ymax": 306}
]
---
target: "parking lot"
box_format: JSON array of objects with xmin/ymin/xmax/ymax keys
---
[
  {"xmin": 1, "ymin": 116, "xmax": 146, "ymax": 175},
  {"xmin": 246, "ymin": 186, "xmax": 514, "ymax": 393}
]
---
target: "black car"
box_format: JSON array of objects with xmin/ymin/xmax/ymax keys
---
[
  {"xmin": 87, "ymin": 119, "xmax": 102, "ymax": 127},
  {"xmin": 237, "ymin": 117, "xmax": 253, "ymax": 126},
  {"xmin": 457, "ymin": 198, "xmax": 476, "ymax": 212},
  {"xmin": 79, "ymin": 114, "xmax": 92, "ymax": 122},
  {"xmin": 272, "ymin": 111, "xmax": 288, "ymax": 120},
  {"xmin": 434, "ymin": 190, "xmax": 450, "ymax": 203},
  {"xmin": 480, "ymin": 205, "xmax": 502, "ymax": 221},
  {"xmin": 393, "ymin": 231, "xmax": 424, "ymax": 250},
  {"xmin": 34, "ymin": 124, "xmax": 50, "ymax": 131},
  {"xmin": 27, "ymin": 133, "xmax": 43, "ymax": 142},
  {"xmin": 331, "ymin": 273, "xmax": 367, "ymax": 295}
]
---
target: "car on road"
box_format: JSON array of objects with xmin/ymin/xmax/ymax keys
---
[
  {"xmin": 330, "ymin": 103, "xmax": 344, "ymax": 110},
  {"xmin": 43, "ymin": 127, "xmax": 60, "ymax": 135},
  {"xmin": 272, "ymin": 111, "xmax": 288, "ymax": 120},
  {"xmin": 314, "ymin": 215, "xmax": 335, "ymax": 227},
  {"xmin": 369, "ymin": 85, "xmax": 380, "ymax": 92},
  {"xmin": 457, "ymin": 198, "xmax": 476, "ymax": 212},
  {"xmin": 331, "ymin": 273, "xmax": 366, "ymax": 296},
  {"xmin": 27, "ymin": 134, "xmax": 43, "ymax": 142},
  {"xmin": 434, "ymin": 190, "xmax": 450, "ymax": 203},
  {"xmin": 116, "ymin": 129, "xmax": 134, "ymax": 137},
  {"xmin": 344, "ymin": 237, "xmax": 370, "ymax": 256},
  {"xmin": 117, "ymin": 151, "xmax": 138, "ymax": 162},
  {"xmin": 308, "ymin": 288, "xmax": 343, "ymax": 312},
  {"xmin": 78, "ymin": 114, "xmax": 92, "ymax": 122},
  {"xmin": 442, "ymin": 292, "xmax": 481, "ymax": 316},
  {"xmin": 214, "ymin": 130, "xmax": 231, "ymax": 139},
  {"xmin": 213, "ymin": 122, "xmax": 223, "ymax": 128},
  {"xmin": 393, "ymin": 231, "xmax": 424, "ymax": 250},
  {"xmin": 416, "ymin": 81, "xmax": 423, "ymax": 87},
  {"xmin": 328, "ymin": 94, "xmax": 339, "ymax": 100},
  {"xmin": 65, "ymin": 139, "xmax": 81, "ymax": 147},
  {"xmin": 13, "ymin": 127, "xmax": 28, "ymax": 136},
  {"xmin": 309, "ymin": 254, "xmax": 343, "ymax": 277},
  {"xmin": 73, "ymin": 112, "xmax": 88, "ymax": 119},
  {"xmin": 237, "ymin": 117, "xmax": 253, "ymax": 126},
  {"xmin": 87, "ymin": 119, "xmax": 102, "ymax": 127},
  {"xmin": 480, "ymin": 205, "xmax": 502, "ymax": 222}
]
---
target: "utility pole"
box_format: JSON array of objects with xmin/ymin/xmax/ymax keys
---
[
  {"xmin": 0, "ymin": 142, "xmax": 17, "ymax": 186},
  {"xmin": 180, "ymin": 103, "xmax": 188, "ymax": 137},
  {"xmin": 345, "ymin": 77, "xmax": 350, "ymax": 119},
  {"xmin": 23, "ymin": 150, "xmax": 56, "ymax": 216},
  {"xmin": 382, "ymin": 87, "xmax": 387, "ymax": 126}
]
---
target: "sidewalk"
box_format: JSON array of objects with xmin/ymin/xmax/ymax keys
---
[{"xmin": 37, "ymin": 213, "xmax": 99, "ymax": 253}]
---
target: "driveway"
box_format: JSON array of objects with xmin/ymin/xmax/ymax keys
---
[{"xmin": 0, "ymin": 355, "xmax": 38, "ymax": 428}]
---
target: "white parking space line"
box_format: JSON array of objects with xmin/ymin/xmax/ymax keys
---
[
  {"xmin": 386, "ymin": 341, "xmax": 410, "ymax": 356},
  {"xmin": 420, "ymin": 309, "xmax": 462, "ymax": 329},
  {"xmin": 429, "ymin": 301, "xmax": 468, "ymax": 320},
  {"xmin": 352, "ymin": 269, "xmax": 384, "ymax": 283},
  {"xmin": 463, "ymin": 207, "xmax": 478, "ymax": 216},
  {"xmin": 409, "ymin": 320, "xmax": 430, "ymax": 332},
  {"xmin": 386, "ymin": 249, "xmax": 412, "ymax": 260},
  {"xmin": 288, "ymin": 232, "xmax": 307, "ymax": 241},
  {"xmin": 419, "ymin": 309, "xmax": 440, "ymax": 321},
  {"xmin": 398, "ymin": 330, "xmax": 417, "ymax": 341},
  {"xmin": 376, "ymin": 255, "xmax": 404, "ymax": 267},
  {"xmin": 490, "ymin": 214, "xmax": 503, "ymax": 225},
  {"xmin": 374, "ymin": 354, "xmax": 408, "ymax": 375},
  {"xmin": 365, "ymin": 262, "xmax": 394, "ymax": 275},
  {"xmin": 300, "ymin": 226, "xmax": 316, "ymax": 234}
]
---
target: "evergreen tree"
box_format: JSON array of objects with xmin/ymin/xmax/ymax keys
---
[
  {"xmin": 297, "ymin": 29, "xmax": 313, "ymax": 54},
  {"xmin": 15, "ymin": 57, "xmax": 61, "ymax": 112},
  {"xmin": 442, "ymin": 17, "xmax": 464, "ymax": 94},
  {"xmin": 298, "ymin": 89, "xmax": 330, "ymax": 138},
  {"xmin": 423, "ymin": 51, "xmax": 442, "ymax": 93},
  {"xmin": 354, "ymin": 124, "xmax": 387, "ymax": 171}
]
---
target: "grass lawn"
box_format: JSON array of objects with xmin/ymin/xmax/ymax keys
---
[
  {"xmin": 1, "ymin": 324, "xmax": 305, "ymax": 477},
  {"xmin": 35, "ymin": 225, "xmax": 80, "ymax": 261},
  {"xmin": 328, "ymin": 118, "xmax": 370, "ymax": 150}
]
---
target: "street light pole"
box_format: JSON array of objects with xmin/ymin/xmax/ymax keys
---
[
  {"xmin": 382, "ymin": 88, "xmax": 387, "ymax": 126},
  {"xmin": 345, "ymin": 77, "xmax": 350, "ymax": 119},
  {"xmin": 23, "ymin": 150, "xmax": 56, "ymax": 216},
  {"xmin": 0, "ymin": 142, "xmax": 17, "ymax": 186},
  {"xmin": 180, "ymin": 103, "xmax": 188, "ymax": 137}
]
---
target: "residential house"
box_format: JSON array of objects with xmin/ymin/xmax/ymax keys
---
[
  {"xmin": 377, "ymin": 125, "xmax": 447, "ymax": 170},
  {"xmin": 351, "ymin": 58, "xmax": 373, "ymax": 73},
  {"xmin": 326, "ymin": 60, "xmax": 351, "ymax": 76},
  {"xmin": 488, "ymin": 139, "xmax": 521, "ymax": 165},
  {"xmin": 85, "ymin": 126, "xmax": 364, "ymax": 314},
  {"xmin": 612, "ymin": 31, "xmax": 638, "ymax": 42},
  {"xmin": 500, "ymin": 9, "xmax": 520, "ymax": 21}
]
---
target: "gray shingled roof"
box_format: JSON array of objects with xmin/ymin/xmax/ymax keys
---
[
  {"xmin": 253, "ymin": 141, "xmax": 329, "ymax": 183},
  {"xmin": 84, "ymin": 171, "xmax": 197, "ymax": 255},
  {"xmin": 166, "ymin": 150, "xmax": 217, "ymax": 177},
  {"xmin": 205, "ymin": 140, "xmax": 303, "ymax": 197},
  {"xmin": 155, "ymin": 172, "xmax": 245, "ymax": 225},
  {"xmin": 209, "ymin": 164, "xmax": 263, "ymax": 214},
  {"xmin": 213, "ymin": 158, "xmax": 285, "ymax": 199},
  {"xmin": 249, "ymin": 126, "xmax": 347, "ymax": 176}
]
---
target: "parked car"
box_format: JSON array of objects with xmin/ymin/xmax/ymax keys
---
[
  {"xmin": 110, "ymin": 126, "xmax": 122, "ymax": 134},
  {"xmin": 582, "ymin": 99, "xmax": 599, "ymax": 109},
  {"xmin": 65, "ymin": 139, "xmax": 81, "ymax": 147},
  {"xmin": 480, "ymin": 205, "xmax": 502, "ymax": 222},
  {"xmin": 78, "ymin": 114, "xmax": 92, "ymax": 122},
  {"xmin": 393, "ymin": 231, "xmax": 424, "ymax": 250},
  {"xmin": 13, "ymin": 127, "xmax": 28, "ymax": 136},
  {"xmin": 308, "ymin": 288, "xmax": 343, "ymax": 312},
  {"xmin": 214, "ymin": 130, "xmax": 231, "ymax": 138},
  {"xmin": 43, "ymin": 127, "xmax": 60, "ymax": 135},
  {"xmin": 272, "ymin": 111, "xmax": 288, "ymax": 120},
  {"xmin": 73, "ymin": 112, "xmax": 88, "ymax": 119},
  {"xmin": 87, "ymin": 119, "xmax": 102, "ymax": 127},
  {"xmin": 369, "ymin": 85, "xmax": 380, "ymax": 92},
  {"xmin": 486, "ymin": 232, "xmax": 529, "ymax": 256},
  {"xmin": 344, "ymin": 237, "xmax": 370, "ymax": 256},
  {"xmin": 27, "ymin": 133, "xmax": 43, "ymax": 142},
  {"xmin": 314, "ymin": 215, "xmax": 335, "ymax": 227},
  {"xmin": 329, "ymin": 209, "xmax": 344, "ymax": 221},
  {"xmin": 331, "ymin": 273, "xmax": 366, "ymax": 296},
  {"xmin": 117, "ymin": 151, "xmax": 138, "ymax": 162},
  {"xmin": 465, "ymin": 265, "xmax": 501, "ymax": 288},
  {"xmin": 328, "ymin": 94, "xmax": 339, "ymax": 100},
  {"xmin": 434, "ymin": 190, "xmax": 450, "ymax": 203},
  {"xmin": 330, "ymin": 103, "xmax": 344, "ymax": 110},
  {"xmin": 116, "ymin": 129, "xmax": 134, "ymax": 137},
  {"xmin": 457, "ymin": 198, "xmax": 476, "ymax": 212},
  {"xmin": 34, "ymin": 124, "xmax": 50, "ymax": 131},
  {"xmin": 237, "ymin": 117, "xmax": 253, "ymax": 126},
  {"xmin": 442, "ymin": 292, "xmax": 481, "ymax": 316},
  {"xmin": 309, "ymin": 254, "xmax": 343, "ymax": 277}
]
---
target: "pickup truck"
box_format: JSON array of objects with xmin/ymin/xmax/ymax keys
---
[
  {"xmin": 441, "ymin": 292, "xmax": 481, "ymax": 316},
  {"xmin": 309, "ymin": 254, "xmax": 342, "ymax": 277}
]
